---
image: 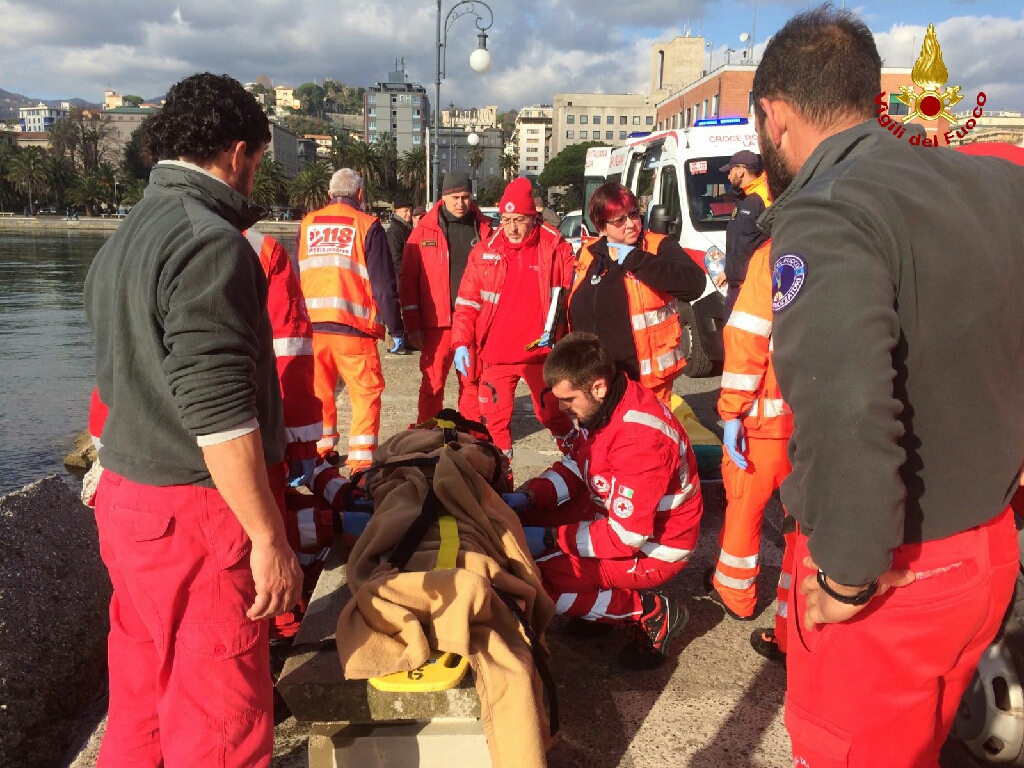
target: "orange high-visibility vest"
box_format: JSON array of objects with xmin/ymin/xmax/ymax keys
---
[
  {"xmin": 717, "ymin": 240, "xmax": 793, "ymax": 438},
  {"xmin": 571, "ymin": 232, "xmax": 686, "ymax": 390},
  {"xmin": 298, "ymin": 201, "xmax": 384, "ymax": 338}
]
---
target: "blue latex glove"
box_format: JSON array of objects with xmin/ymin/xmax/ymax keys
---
[
  {"xmin": 722, "ymin": 419, "xmax": 749, "ymax": 470},
  {"xmin": 502, "ymin": 492, "xmax": 530, "ymax": 513},
  {"xmin": 607, "ymin": 242, "xmax": 634, "ymax": 263},
  {"xmin": 454, "ymin": 346, "xmax": 471, "ymax": 377},
  {"xmin": 538, "ymin": 331, "xmax": 552, "ymax": 348},
  {"xmin": 342, "ymin": 510, "xmax": 372, "ymax": 537},
  {"xmin": 388, "ymin": 336, "xmax": 405, "ymax": 354},
  {"xmin": 524, "ymin": 527, "xmax": 548, "ymax": 558},
  {"xmin": 287, "ymin": 458, "xmax": 317, "ymax": 488}
]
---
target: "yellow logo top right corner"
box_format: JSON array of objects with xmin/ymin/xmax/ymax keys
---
[{"xmin": 896, "ymin": 24, "xmax": 964, "ymax": 125}]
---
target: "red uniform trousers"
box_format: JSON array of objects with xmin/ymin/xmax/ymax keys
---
[
  {"xmin": 416, "ymin": 326, "xmax": 480, "ymax": 424},
  {"xmin": 478, "ymin": 361, "xmax": 573, "ymax": 453},
  {"xmin": 93, "ymin": 465, "xmax": 285, "ymax": 768},
  {"xmin": 713, "ymin": 436, "xmax": 791, "ymax": 618},
  {"xmin": 786, "ymin": 507, "xmax": 1018, "ymax": 768},
  {"xmin": 523, "ymin": 499, "xmax": 686, "ymax": 625},
  {"xmin": 312, "ymin": 332, "xmax": 383, "ymax": 469}
]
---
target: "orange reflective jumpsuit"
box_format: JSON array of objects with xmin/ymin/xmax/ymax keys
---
[{"xmin": 713, "ymin": 239, "xmax": 795, "ymax": 648}]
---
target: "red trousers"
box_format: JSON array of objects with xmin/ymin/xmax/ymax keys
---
[
  {"xmin": 478, "ymin": 361, "xmax": 573, "ymax": 453},
  {"xmin": 313, "ymin": 332, "xmax": 383, "ymax": 468},
  {"xmin": 786, "ymin": 507, "xmax": 1018, "ymax": 767},
  {"xmin": 94, "ymin": 467, "xmax": 282, "ymax": 768},
  {"xmin": 713, "ymin": 436, "xmax": 791, "ymax": 617},
  {"xmin": 416, "ymin": 326, "xmax": 480, "ymax": 424}
]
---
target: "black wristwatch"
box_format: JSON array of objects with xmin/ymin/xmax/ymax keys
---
[
  {"xmin": 543, "ymin": 528, "xmax": 556, "ymax": 550},
  {"xmin": 816, "ymin": 570, "xmax": 879, "ymax": 606}
]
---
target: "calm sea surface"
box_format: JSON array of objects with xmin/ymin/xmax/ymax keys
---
[{"xmin": 0, "ymin": 233, "xmax": 107, "ymax": 495}]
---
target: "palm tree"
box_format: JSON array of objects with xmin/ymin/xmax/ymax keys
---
[
  {"xmin": 346, "ymin": 140, "xmax": 383, "ymax": 206},
  {"xmin": 44, "ymin": 155, "xmax": 78, "ymax": 214},
  {"xmin": 467, "ymin": 145, "xmax": 484, "ymax": 196},
  {"xmin": 69, "ymin": 173, "xmax": 104, "ymax": 217},
  {"xmin": 251, "ymin": 154, "xmax": 289, "ymax": 209},
  {"xmin": 0, "ymin": 144, "xmax": 18, "ymax": 211},
  {"xmin": 398, "ymin": 148, "xmax": 427, "ymax": 205},
  {"xmin": 289, "ymin": 160, "xmax": 332, "ymax": 214},
  {"xmin": 95, "ymin": 162, "xmax": 118, "ymax": 208},
  {"xmin": 500, "ymin": 152, "xmax": 519, "ymax": 182},
  {"xmin": 6, "ymin": 147, "xmax": 49, "ymax": 214},
  {"xmin": 120, "ymin": 179, "xmax": 148, "ymax": 207},
  {"xmin": 372, "ymin": 132, "xmax": 398, "ymax": 198},
  {"xmin": 329, "ymin": 131, "xmax": 355, "ymax": 171}
]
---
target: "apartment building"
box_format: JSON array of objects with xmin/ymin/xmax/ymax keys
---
[
  {"xmin": 436, "ymin": 126, "xmax": 504, "ymax": 195},
  {"xmin": 948, "ymin": 110, "xmax": 1024, "ymax": 146},
  {"xmin": 103, "ymin": 105, "xmax": 161, "ymax": 150},
  {"xmin": 441, "ymin": 105, "xmax": 499, "ymax": 130},
  {"xmin": 274, "ymin": 86, "xmax": 300, "ymax": 112},
  {"xmin": 364, "ymin": 63, "xmax": 429, "ymax": 155},
  {"xmin": 18, "ymin": 102, "xmax": 69, "ymax": 133},
  {"xmin": 514, "ymin": 105, "xmax": 552, "ymax": 177},
  {"xmin": 550, "ymin": 93, "xmax": 656, "ymax": 157}
]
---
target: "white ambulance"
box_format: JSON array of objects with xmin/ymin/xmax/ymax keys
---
[{"xmin": 582, "ymin": 117, "xmax": 760, "ymax": 377}]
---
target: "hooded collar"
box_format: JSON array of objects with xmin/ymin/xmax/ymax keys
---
[
  {"xmin": 579, "ymin": 372, "xmax": 628, "ymax": 433},
  {"xmin": 759, "ymin": 119, "xmax": 905, "ymax": 234},
  {"xmin": 150, "ymin": 160, "xmax": 266, "ymax": 231}
]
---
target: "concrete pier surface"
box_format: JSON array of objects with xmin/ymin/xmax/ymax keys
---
[{"xmin": 63, "ymin": 345, "xmax": 796, "ymax": 768}]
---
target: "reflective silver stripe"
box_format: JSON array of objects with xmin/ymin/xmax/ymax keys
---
[
  {"xmin": 622, "ymin": 410, "xmax": 680, "ymax": 445},
  {"xmin": 481, "ymin": 291, "xmax": 501, "ymax": 304},
  {"xmin": 760, "ymin": 398, "xmax": 788, "ymax": 418},
  {"xmin": 555, "ymin": 592, "xmax": 577, "ymax": 614},
  {"xmin": 317, "ymin": 437, "xmax": 337, "ymax": 450},
  {"xmin": 539, "ymin": 469, "xmax": 570, "ymax": 505},
  {"xmin": 584, "ymin": 590, "xmax": 613, "ymax": 621},
  {"xmin": 305, "ymin": 297, "xmax": 372, "ymax": 320},
  {"xmin": 656, "ymin": 486, "xmax": 696, "ymax": 511},
  {"xmin": 455, "ymin": 297, "xmax": 483, "ymax": 310},
  {"xmin": 777, "ymin": 600, "xmax": 789, "ymax": 619},
  {"xmin": 535, "ymin": 550, "xmax": 564, "ymax": 564},
  {"xmin": 244, "ymin": 229, "xmax": 266, "ymax": 252},
  {"xmin": 630, "ymin": 303, "xmax": 678, "ymax": 331},
  {"xmin": 296, "ymin": 551, "xmax": 319, "ymax": 567},
  {"xmin": 575, "ymin": 522, "xmax": 595, "ymax": 557},
  {"xmin": 639, "ymin": 359, "xmax": 653, "ymax": 375},
  {"xmin": 312, "ymin": 462, "xmax": 332, "ymax": 480},
  {"xmin": 348, "ymin": 450, "xmax": 374, "ymax": 462},
  {"xmin": 297, "ymin": 507, "xmax": 318, "ymax": 548},
  {"xmin": 720, "ymin": 371, "xmax": 763, "ymax": 391},
  {"xmin": 718, "ymin": 550, "xmax": 759, "ymax": 569},
  {"xmin": 273, "ymin": 336, "xmax": 313, "ymax": 357},
  {"xmin": 779, "ymin": 573, "xmax": 793, "ymax": 591},
  {"xmin": 286, "ymin": 422, "xmax": 323, "ymax": 443},
  {"xmin": 726, "ymin": 310, "xmax": 773, "ymax": 337},
  {"xmin": 322, "ymin": 477, "xmax": 347, "ymax": 504},
  {"xmin": 402, "ymin": 304, "xmax": 419, "ymax": 311},
  {"xmin": 302, "ymin": 254, "xmax": 370, "ymax": 279},
  {"xmin": 609, "ymin": 518, "xmax": 648, "ymax": 549},
  {"xmin": 641, "ymin": 541, "xmax": 693, "ymax": 562},
  {"xmin": 560, "ymin": 455, "xmax": 583, "ymax": 479},
  {"xmin": 656, "ymin": 346, "xmax": 685, "ymax": 372},
  {"xmin": 350, "ymin": 435, "xmax": 377, "ymax": 446},
  {"xmin": 714, "ymin": 569, "xmax": 756, "ymax": 589}
]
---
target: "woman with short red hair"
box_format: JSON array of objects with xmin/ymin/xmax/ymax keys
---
[{"xmin": 568, "ymin": 182, "xmax": 707, "ymax": 404}]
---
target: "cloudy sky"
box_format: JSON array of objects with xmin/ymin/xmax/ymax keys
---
[{"xmin": 1, "ymin": 0, "xmax": 1021, "ymax": 113}]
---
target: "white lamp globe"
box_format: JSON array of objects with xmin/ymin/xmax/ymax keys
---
[
  {"xmin": 469, "ymin": 46, "xmax": 492, "ymax": 74},
  {"xmin": 467, "ymin": 132, "xmax": 480, "ymax": 146}
]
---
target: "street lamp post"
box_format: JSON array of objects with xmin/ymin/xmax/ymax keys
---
[{"xmin": 432, "ymin": 0, "xmax": 494, "ymax": 202}]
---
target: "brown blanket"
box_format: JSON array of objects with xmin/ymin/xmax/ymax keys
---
[{"xmin": 336, "ymin": 428, "xmax": 557, "ymax": 768}]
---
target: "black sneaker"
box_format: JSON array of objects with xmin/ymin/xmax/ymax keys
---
[
  {"xmin": 566, "ymin": 617, "xmax": 614, "ymax": 639},
  {"xmin": 617, "ymin": 592, "xmax": 687, "ymax": 670},
  {"xmin": 702, "ymin": 566, "xmax": 756, "ymax": 622},
  {"xmin": 750, "ymin": 628, "xmax": 786, "ymax": 664}
]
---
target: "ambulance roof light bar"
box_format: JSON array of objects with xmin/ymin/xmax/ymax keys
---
[{"xmin": 693, "ymin": 117, "xmax": 749, "ymax": 127}]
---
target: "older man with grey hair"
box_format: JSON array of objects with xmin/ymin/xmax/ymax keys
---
[{"xmin": 295, "ymin": 168, "xmax": 404, "ymax": 469}]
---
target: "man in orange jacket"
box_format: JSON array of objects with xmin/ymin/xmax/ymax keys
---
[
  {"xmin": 719, "ymin": 151, "xmax": 770, "ymax": 320},
  {"xmin": 450, "ymin": 177, "xmax": 575, "ymax": 458},
  {"xmin": 297, "ymin": 168, "xmax": 404, "ymax": 469},
  {"xmin": 400, "ymin": 170, "xmax": 492, "ymax": 424},
  {"xmin": 705, "ymin": 237, "xmax": 794, "ymax": 663}
]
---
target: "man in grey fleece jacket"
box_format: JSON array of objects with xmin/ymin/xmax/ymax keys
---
[{"xmin": 84, "ymin": 73, "xmax": 300, "ymax": 768}]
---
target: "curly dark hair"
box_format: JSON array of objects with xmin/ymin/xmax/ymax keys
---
[{"xmin": 145, "ymin": 73, "xmax": 271, "ymax": 163}]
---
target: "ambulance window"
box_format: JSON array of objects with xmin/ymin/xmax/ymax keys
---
[
  {"xmin": 625, "ymin": 154, "xmax": 643, "ymax": 190},
  {"xmin": 683, "ymin": 157, "xmax": 735, "ymax": 232},
  {"xmin": 637, "ymin": 165, "xmax": 655, "ymax": 215},
  {"xmin": 657, "ymin": 165, "xmax": 682, "ymax": 236}
]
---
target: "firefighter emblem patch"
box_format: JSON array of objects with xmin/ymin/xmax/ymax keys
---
[{"xmin": 612, "ymin": 497, "xmax": 634, "ymax": 519}]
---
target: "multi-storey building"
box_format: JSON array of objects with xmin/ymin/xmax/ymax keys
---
[
  {"xmin": 103, "ymin": 106, "xmax": 162, "ymax": 152},
  {"xmin": 19, "ymin": 102, "xmax": 69, "ymax": 133},
  {"xmin": 305, "ymin": 134, "xmax": 334, "ymax": 157},
  {"xmin": 274, "ymin": 86, "xmax": 299, "ymax": 112},
  {"xmin": 269, "ymin": 123, "xmax": 301, "ymax": 178},
  {"xmin": 436, "ymin": 126, "xmax": 504, "ymax": 196},
  {"xmin": 441, "ymin": 105, "xmax": 499, "ymax": 130},
  {"xmin": 550, "ymin": 94, "xmax": 656, "ymax": 157},
  {"xmin": 364, "ymin": 63, "xmax": 429, "ymax": 155},
  {"xmin": 513, "ymin": 105, "xmax": 552, "ymax": 177},
  {"xmin": 948, "ymin": 110, "xmax": 1024, "ymax": 146}
]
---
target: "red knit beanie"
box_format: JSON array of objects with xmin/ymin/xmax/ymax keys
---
[{"xmin": 498, "ymin": 178, "xmax": 537, "ymax": 216}]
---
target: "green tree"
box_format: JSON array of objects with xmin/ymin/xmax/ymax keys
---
[
  {"xmin": 0, "ymin": 144, "xmax": 19, "ymax": 211},
  {"xmin": 251, "ymin": 154, "xmax": 289, "ymax": 209},
  {"xmin": 7, "ymin": 147, "xmax": 49, "ymax": 214},
  {"xmin": 95, "ymin": 162, "xmax": 119, "ymax": 207},
  {"xmin": 289, "ymin": 160, "xmax": 332, "ymax": 214},
  {"xmin": 51, "ymin": 107, "xmax": 119, "ymax": 173},
  {"xmin": 280, "ymin": 115, "xmax": 333, "ymax": 137},
  {"xmin": 69, "ymin": 173, "xmax": 104, "ymax": 217},
  {"xmin": 347, "ymin": 140, "xmax": 383, "ymax": 206},
  {"xmin": 44, "ymin": 155, "xmax": 78, "ymax": 213},
  {"xmin": 537, "ymin": 141, "xmax": 607, "ymax": 202},
  {"xmin": 477, "ymin": 175, "xmax": 505, "ymax": 206},
  {"xmin": 398, "ymin": 147, "xmax": 427, "ymax": 205},
  {"xmin": 122, "ymin": 94, "xmax": 143, "ymax": 106},
  {"xmin": 120, "ymin": 178, "xmax": 148, "ymax": 207},
  {"xmin": 500, "ymin": 152, "xmax": 519, "ymax": 182},
  {"xmin": 329, "ymin": 131, "xmax": 356, "ymax": 170},
  {"xmin": 121, "ymin": 117, "xmax": 154, "ymax": 181},
  {"xmin": 467, "ymin": 145, "xmax": 485, "ymax": 195},
  {"xmin": 295, "ymin": 83, "xmax": 327, "ymax": 118},
  {"xmin": 373, "ymin": 132, "xmax": 399, "ymax": 199}
]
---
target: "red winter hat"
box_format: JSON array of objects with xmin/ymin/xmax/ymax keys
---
[{"xmin": 498, "ymin": 178, "xmax": 537, "ymax": 217}]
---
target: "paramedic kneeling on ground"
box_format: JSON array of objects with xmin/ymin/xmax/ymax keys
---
[{"xmin": 508, "ymin": 332, "xmax": 703, "ymax": 670}]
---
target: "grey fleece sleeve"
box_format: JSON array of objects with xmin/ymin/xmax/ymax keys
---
[
  {"xmin": 365, "ymin": 220, "xmax": 405, "ymax": 336},
  {"xmin": 160, "ymin": 231, "xmax": 265, "ymax": 437},
  {"xmin": 770, "ymin": 193, "xmax": 906, "ymax": 586}
]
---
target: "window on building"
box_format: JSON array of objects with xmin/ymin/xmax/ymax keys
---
[
  {"xmin": 712, "ymin": 94, "xmax": 719, "ymax": 116},
  {"xmin": 620, "ymin": 115, "xmax": 628, "ymax": 125},
  {"xmin": 566, "ymin": 114, "xmax": 575, "ymax": 124},
  {"xmin": 748, "ymin": 90, "xmax": 755, "ymax": 114},
  {"xmin": 368, "ymin": 95, "xmax": 377, "ymax": 105},
  {"xmin": 703, "ymin": 99, "xmax": 709, "ymax": 118},
  {"xmin": 413, "ymin": 134, "xmax": 421, "ymax": 144},
  {"xmin": 369, "ymin": 121, "xmax": 376, "ymax": 130},
  {"xmin": 580, "ymin": 130, "xmax": 588, "ymax": 139},
  {"xmin": 619, "ymin": 130, "xmax": 627, "ymax": 139},
  {"xmin": 593, "ymin": 115, "xmax": 601, "ymax": 125},
  {"xmin": 646, "ymin": 115, "xmax": 654, "ymax": 125},
  {"xmin": 413, "ymin": 109, "xmax": 420, "ymax": 118},
  {"xmin": 686, "ymin": 107, "xmax": 692, "ymax": 126},
  {"xmin": 566, "ymin": 130, "xmax": 574, "ymax": 138},
  {"xmin": 888, "ymin": 94, "xmax": 910, "ymax": 116},
  {"xmin": 671, "ymin": 115, "xmax": 677, "ymax": 129},
  {"xmin": 603, "ymin": 131, "xmax": 612, "ymax": 140},
  {"xmin": 580, "ymin": 115, "xmax": 588, "ymax": 124},
  {"xmin": 633, "ymin": 115, "xmax": 641, "ymax": 125},
  {"xmin": 392, "ymin": 110, "xmax": 397, "ymax": 116}
]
